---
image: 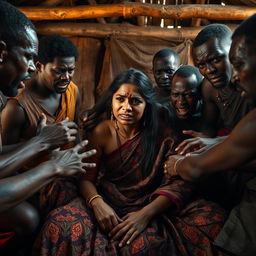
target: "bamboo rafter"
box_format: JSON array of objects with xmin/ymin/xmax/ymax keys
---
[{"xmin": 19, "ymin": 2, "xmax": 256, "ymax": 21}]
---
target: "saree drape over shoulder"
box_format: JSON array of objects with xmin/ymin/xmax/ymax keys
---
[{"xmin": 34, "ymin": 134, "xmax": 226, "ymax": 256}]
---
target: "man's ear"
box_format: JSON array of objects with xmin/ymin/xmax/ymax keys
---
[
  {"xmin": 36, "ymin": 61, "xmax": 44, "ymax": 71},
  {"xmin": 0, "ymin": 40, "xmax": 7, "ymax": 63}
]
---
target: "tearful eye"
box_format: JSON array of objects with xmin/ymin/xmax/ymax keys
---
[
  {"xmin": 131, "ymin": 98, "xmax": 142, "ymax": 105},
  {"xmin": 116, "ymin": 97, "xmax": 125, "ymax": 102}
]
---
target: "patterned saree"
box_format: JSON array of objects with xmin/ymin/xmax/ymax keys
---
[{"xmin": 33, "ymin": 134, "xmax": 226, "ymax": 256}]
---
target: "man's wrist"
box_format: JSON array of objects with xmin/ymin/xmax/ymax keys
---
[{"xmin": 31, "ymin": 136, "xmax": 50, "ymax": 151}]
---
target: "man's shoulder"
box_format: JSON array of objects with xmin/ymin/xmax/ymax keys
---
[
  {"xmin": 234, "ymin": 109, "xmax": 256, "ymax": 132},
  {"xmin": 243, "ymin": 109, "xmax": 256, "ymax": 121},
  {"xmin": 201, "ymin": 79, "xmax": 218, "ymax": 99}
]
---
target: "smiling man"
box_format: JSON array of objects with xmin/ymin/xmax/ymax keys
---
[{"xmin": 169, "ymin": 65, "xmax": 203, "ymax": 141}]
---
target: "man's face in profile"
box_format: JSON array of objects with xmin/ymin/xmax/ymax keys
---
[
  {"xmin": 0, "ymin": 28, "xmax": 38, "ymax": 97},
  {"xmin": 230, "ymin": 35, "xmax": 256, "ymax": 104}
]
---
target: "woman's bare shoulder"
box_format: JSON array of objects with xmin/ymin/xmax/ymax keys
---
[{"xmin": 89, "ymin": 120, "xmax": 113, "ymax": 146}]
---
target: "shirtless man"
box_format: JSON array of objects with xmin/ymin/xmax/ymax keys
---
[
  {"xmin": 175, "ymin": 24, "xmax": 253, "ymax": 155},
  {"xmin": 2, "ymin": 34, "xmax": 80, "ymax": 145},
  {"xmin": 0, "ymin": 1, "xmax": 95, "ymax": 253},
  {"xmin": 1, "ymin": 34, "xmax": 82, "ymax": 217},
  {"xmin": 165, "ymin": 14, "xmax": 256, "ymax": 256}
]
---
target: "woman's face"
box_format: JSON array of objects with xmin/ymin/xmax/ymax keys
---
[
  {"xmin": 170, "ymin": 74, "xmax": 198, "ymax": 119},
  {"xmin": 112, "ymin": 83, "xmax": 146, "ymax": 126}
]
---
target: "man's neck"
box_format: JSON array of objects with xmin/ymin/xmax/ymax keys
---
[{"xmin": 155, "ymin": 87, "xmax": 171, "ymax": 99}]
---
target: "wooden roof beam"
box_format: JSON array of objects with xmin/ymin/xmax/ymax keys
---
[
  {"xmin": 19, "ymin": 2, "xmax": 256, "ymax": 21},
  {"xmin": 36, "ymin": 22, "xmax": 237, "ymax": 39}
]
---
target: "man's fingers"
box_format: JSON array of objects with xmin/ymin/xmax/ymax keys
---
[
  {"xmin": 192, "ymin": 147, "xmax": 206, "ymax": 154},
  {"xmin": 175, "ymin": 138, "xmax": 196, "ymax": 152},
  {"xmin": 179, "ymin": 141, "xmax": 198, "ymax": 155},
  {"xmin": 82, "ymin": 162, "xmax": 96, "ymax": 168},
  {"xmin": 73, "ymin": 140, "xmax": 89, "ymax": 150},
  {"xmin": 39, "ymin": 113, "xmax": 47, "ymax": 126},
  {"xmin": 63, "ymin": 121, "xmax": 78, "ymax": 129},
  {"xmin": 74, "ymin": 168, "xmax": 87, "ymax": 175},
  {"xmin": 86, "ymin": 111, "xmax": 97, "ymax": 121},
  {"xmin": 82, "ymin": 112, "xmax": 88, "ymax": 122},
  {"xmin": 68, "ymin": 128, "xmax": 78, "ymax": 136},
  {"xmin": 182, "ymin": 130, "xmax": 205, "ymax": 138},
  {"xmin": 182, "ymin": 129, "xmax": 197, "ymax": 135},
  {"xmin": 81, "ymin": 149, "xmax": 97, "ymax": 159},
  {"xmin": 62, "ymin": 117, "xmax": 69, "ymax": 122},
  {"xmin": 82, "ymin": 111, "xmax": 96, "ymax": 122}
]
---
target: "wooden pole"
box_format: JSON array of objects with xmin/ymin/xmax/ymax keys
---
[
  {"xmin": 19, "ymin": 3, "xmax": 256, "ymax": 21},
  {"xmin": 36, "ymin": 22, "xmax": 237, "ymax": 39}
]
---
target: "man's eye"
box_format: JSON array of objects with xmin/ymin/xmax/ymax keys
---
[
  {"xmin": 212, "ymin": 58, "xmax": 219, "ymax": 63},
  {"xmin": 198, "ymin": 64, "xmax": 205, "ymax": 69},
  {"xmin": 232, "ymin": 62, "xmax": 242, "ymax": 70},
  {"xmin": 171, "ymin": 93, "xmax": 179, "ymax": 98},
  {"xmin": 54, "ymin": 70, "xmax": 62, "ymax": 75},
  {"xmin": 25, "ymin": 54, "xmax": 33, "ymax": 60},
  {"xmin": 167, "ymin": 70, "xmax": 175, "ymax": 74},
  {"xmin": 184, "ymin": 93, "xmax": 194, "ymax": 98}
]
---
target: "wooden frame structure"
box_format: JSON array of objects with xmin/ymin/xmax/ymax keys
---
[
  {"xmin": 19, "ymin": 2, "xmax": 256, "ymax": 21},
  {"xmin": 18, "ymin": 2, "xmax": 256, "ymax": 39}
]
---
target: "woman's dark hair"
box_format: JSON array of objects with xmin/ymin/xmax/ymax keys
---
[{"xmin": 94, "ymin": 68, "xmax": 159, "ymax": 175}]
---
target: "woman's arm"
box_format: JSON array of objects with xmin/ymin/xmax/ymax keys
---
[{"xmin": 79, "ymin": 122, "xmax": 122, "ymax": 232}]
